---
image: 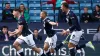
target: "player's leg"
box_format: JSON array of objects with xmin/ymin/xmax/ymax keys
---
[
  {"xmin": 44, "ymin": 42, "xmax": 51, "ymax": 56},
  {"xmin": 13, "ymin": 36, "xmax": 24, "ymax": 56},
  {"xmin": 26, "ymin": 34, "xmax": 46, "ymax": 56},
  {"xmin": 49, "ymin": 34, "xmax": 57, "ymax": 55},
  {"xmin": 43, "ymin": 36, "xmax": 52, "ymax": 56},
  {"xmin": 54, "ymin": 35, "xmax": 70, "ymax": 52},
  {"xmin": 68, "ymin": 31, "xmax": 83, "ymax": 56},
  {"xmin": 76, "ymin": 41, "xmax": 95, "ymax": 50}
]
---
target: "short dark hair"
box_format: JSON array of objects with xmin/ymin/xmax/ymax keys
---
[
  {"xmin": 62, "ymin": 2, "xmax": 69, "ymax": 8},
  {"xmin": 34, "ymin": 29, "xmax": 38, "ymax": 31},
  {"xmin": 13, "ymin": 8, "xmax": 20, "ymax": 12},
  {"xmin": 5, "ymin": 3, "xmax": 10, "ymax": 5},
  {"xmin": 1, "ymin": 26, "xmax": 8, "ymax": 30},
  {"xmin": 97, "ymin": 25, "xmax": 100, "ymax": 32},
  {"xmin": 41, "ymin": 11, "xmax": 47, "ymax": 16},
  {"xmin": 96, "ymin": 5, "xmax": 100, "ymax": 8}
]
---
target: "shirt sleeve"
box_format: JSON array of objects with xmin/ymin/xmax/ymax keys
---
[{"xmin": 45, "ymin": 19, "xmax": 51, "ymax": 23}]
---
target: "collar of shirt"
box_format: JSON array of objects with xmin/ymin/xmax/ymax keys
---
[
  {"xmin": 43, "ymin": 17, "xmax": 48, "ymax": 21},
  {"xmin": 18, "ymin": 15, "xmax": 21, "ymax": 20},
  {"xmin": 66, "ymin": 9, "xmax": 70, "ymax": 15}
]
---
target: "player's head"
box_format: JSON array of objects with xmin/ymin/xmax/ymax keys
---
[
  {"xmin": 5, "ymin": 3, "xmax": 10, "ymax": 9},
  {"xmin": 13, "ymin": 9, "xmax": 20, "ymax": 18},
  {"xmin": 84, "ymin": 7, "xmax": 88, "ymax": 13},
  {"xmin": 40, "ymin": 11, "xmax": 47, "ymax": 19},
  {"xmin": 61, "ymin": 2, "xmax": 69, "ymax": 12}
]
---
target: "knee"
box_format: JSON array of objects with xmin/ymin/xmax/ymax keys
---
[
  {"xmin": 44, "ymin": 43, "xmax": 49, "ymax": 51},
  {"xmin": 13, "ymin": 42, "xmax": 20, "ymax": 48},
  {"xmin": 68, "ymin": 43, "xmax": 75, "ymax": 48},
  {"xmin": 50, "ymin": 48, "xmax": 54, "ymax": 53},
  {"xmin": 44, "ymin": 46, "xmax": 49, "ymax": 51}
]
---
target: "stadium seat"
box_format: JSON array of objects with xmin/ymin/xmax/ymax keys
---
[
  {"xmin": 29, "ymin": 0, "xmax": 40, "ymax": 10},
  {"xmin": 92, "ymin": 0, "xmax": 100, "ymax": 3},
  {"xmin": 30, "ymin": 16, "xmax": 41, "ymax": 22},
  {"xmin": 30, "ymin": 10, "xmax": 41, "ymax": 22},
  {"xmin": 79, "ymin": 0, "xmax": 91, "ymax": 3},
  {"xmin": 80, "ymin": 3, "xmax": 91, "ymax": 10},
  {"xmin": 0, "ymin": 10, "xmax": 2, "ymax": 21},
  {"xmin": 42, "ymin": 4, "xmax": 53, "ymax": 10},
  {"xmin": 80, "ymin": 10, "xmax": 92, "ymax": 14},
  {"xmin": 69, "ymin": 4, "xmax": 79, "ymax": 10},
  {"xmin": 48, "ymin": 16, "xmax": 54, "ymax": 21},
  {"xmin": 71, "ymin": 10, "xmax": 79, "ymax": 16}
]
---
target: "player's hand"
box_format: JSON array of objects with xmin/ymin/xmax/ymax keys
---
[
  {"xmin": 61, "ymin": 29, "xmax": 70, "ymax": 36},
  {"xmin": 9, "ymin": 33, "xmax": 14, "ymax": 37},
  {"xmin": 61, "ymin": 29, "xmax": 67, "ymax": 36},
  {"xmin": 56, "ymin": 22, "xmax": 58, "ymax": 26}
]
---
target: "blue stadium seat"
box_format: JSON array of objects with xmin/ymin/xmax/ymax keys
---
[
  {"xmin": 0, "ymin": 10, "xmax": 2, "ymax": 21},
  {"xmin": 30, "ymin": 16, "xmax": 41, "ymax": 22},
  {"xmin": 16, "ymin": 0, "xmax": 28, "ymax": 1},
  {"xmin": 79, "ymin": 0, "xmax": 91, "ymax": 3},
  {"xmin": 92, "ymin": 0, "xmax": 100, "ymax": 3},
  {"xmin": 80, "ymin": 3, "xmax": 91, "ymax": 10},
  {"xmin": 0, "ymin": 4, "xmax": 2, "ymax": 9},
  {"xmin": 80, "ymin": 10, "xmax": 92, "ymax": 14},
  {"xmin": 30, "ymin": 10, "xmax": 41, "ymax": 22},
  {"xmin": 30, "ymin": 0, "xmax": 40, "ymax": 1},
  {"xmin": 48, "ymin": 16, "xmax": 54, "ymax": 21},
  {"xmin": 29, "ymin": 0, "xmax": 40, "ymax": 10},
  {"xmin": 42, "ymin": 4, "xmax": 53, "ymax": 10},
  {"xmin": 41, "ymin": 0, "xmax": 50, "ymax": 2},
  {"xmin": 55, "ymin": 10, "xmax": 59, "ymax": 21},
  {"xmin": 69, "ymin": 4, "xmax": 79, "ymax": 10},
  {"xmin": 29, "ymin": 4, "xmax": 40, "ymax": 10},
  {"xmin": 71, "ymin": 10, "xmax": 79, "ymax": 16},
  {"xmin": 69, "ymin": 4, "xmax": 79, "ymax": 7},
  {"xmin": 55, "ymin": 10, "xmax": 59, "ymax": 16}
]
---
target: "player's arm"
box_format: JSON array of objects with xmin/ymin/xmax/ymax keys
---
[
  {"xmin": 13, "ymin": 25, "xmax": 23, "ymax": 35},
  {"xmin": 49, "ymin": 21, "xmax": 58, "ymax": 26},
  {"xmin": 62, "ymin": 13, "xmax": 77, "ymax": 35},
  {"xmin": 9, "ymin": 25, "xmax": 23, "ymax": 36}
]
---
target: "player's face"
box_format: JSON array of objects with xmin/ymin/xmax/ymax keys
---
[
  {"xmin": 61, "ymin": 5, "xmax": 66, "ymax": 12},
  {"xmin": 13, "ymin": 11, "xmax": 18, "ymax": 18},
  {"xmin": 40, "ymin": 12, "xmax": 46, "ymax": 19}
]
